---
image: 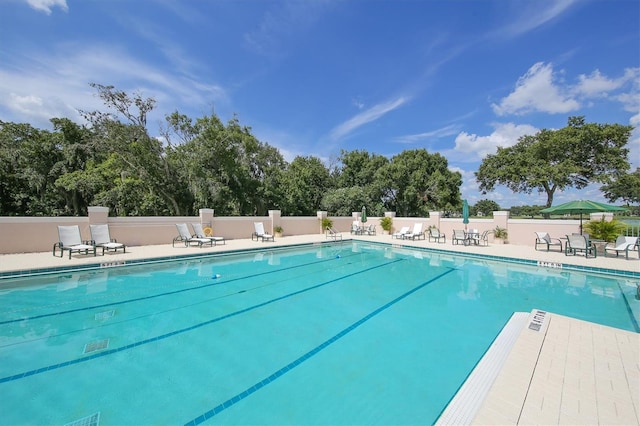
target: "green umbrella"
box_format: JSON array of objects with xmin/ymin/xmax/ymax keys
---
[
  {"xmin": 540, "ymin": 200, "xmax": 627, "ymax": 234},
  {"xmin": 462, "ymin": 199, "xmax": 469, "ymax": 230},
  {"xmin": 361, "ymin": 206, "xmax": 367, "ymax": 223}
]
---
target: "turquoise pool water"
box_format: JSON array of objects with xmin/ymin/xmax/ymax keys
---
[{"xmin": 0, "ymin": 242, "xmax": 638, "ymax": 425}]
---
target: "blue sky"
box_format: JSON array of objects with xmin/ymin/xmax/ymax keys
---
[{"xmin": 1, "ymin": 0, "xmax": 638, "ymax": 208}]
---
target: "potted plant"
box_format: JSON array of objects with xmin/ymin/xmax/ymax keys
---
[
  {"xmin": 274, "ymin": 225, "xmax": 283, "ymax": 238},
  {"xmin": 321, "ymin": 218, "xmax": 333, "ymax": 231},
  {"xmin": 583, "ymin": 217, "xmax": 626, "ymax": 242},
  {"xmin": 380, "ymin": 216, "xmax": 393, "ymax": 234},
  {"xmin": 494, "ymin": 226, "xmax": 508, "ymax": 244}
]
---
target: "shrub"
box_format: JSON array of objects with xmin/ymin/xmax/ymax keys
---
[
  {"xmin": 494, "ymin": 226, "xmax": 508, "ymax": 239},
  {"xmin": 321, "ymin": 218, "xmax": 333, "ymax": 230},
  {"xmin": 583, "ymin": 217, "xmax": 626, "ymax": 242},
  {"xmin": 380, "ymin": 216, "xmax": 393, "ymax": 232}
]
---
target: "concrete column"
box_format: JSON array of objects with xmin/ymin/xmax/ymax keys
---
[
  {"xmin": 199, "ymin": 208, "xmax": 214, "ymax": 226},
  {"xmin": 429, "ymin": 211, "xmax": 441, "ymax": 230},
  {"xmin": 88, "ymin": 206, "xmax": 109, "ymax": 224},
  {"xmin": 590, "ymin": 212, "xmax": 613, "ymax": 222},
  {"xmin": 493, "ymin": 211, "xmax": 509, "ymax": 238},
  {"xmin": 268, "ymin": 210, "xmax": 281, "ymax": 234},
  {"xmin": 317, "ymin": 211, "xmax": 327, "ymax": 234}
]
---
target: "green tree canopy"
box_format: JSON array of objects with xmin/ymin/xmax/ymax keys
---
[
  {"xmin": 374, "ymin": 149, "xmax": 462, "ymax": 217},
  {"xmin": 601, "ymin": 168, "xmax": 640, "ymax": 206},
  {"xmin": 476, "ymin": 116, "xmax": 632, "ymax": 207},
  {"xmin": 279, "ymin": 156, "xmax": 331, "ymax": 216},
  {"xmin": 473, "ymin": 199, "xmax": 501, "ymax": 216}
]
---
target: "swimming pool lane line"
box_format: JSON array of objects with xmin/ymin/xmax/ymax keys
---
[
  {"xmin": 0, "ymin": 250, "xmax": 367, "ymax": 326},
  {"xmin": 183, "ymin": 267, "xmax": 458, "ymax": 426},
  {"xmin": 0, "ymin": 257, "xmax": 409, "ymax": 385},
  {"xmin": 0, "ymin": 255, "xmax": 376, "ymax": 350}
]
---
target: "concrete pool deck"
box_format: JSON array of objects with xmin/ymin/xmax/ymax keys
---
[{"xmin": 0, "ymin": 234, "xmax": 638, "ymax": 425}]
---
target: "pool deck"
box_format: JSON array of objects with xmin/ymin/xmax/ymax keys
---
[{"xmin": 1, "ymin": 234, "xmax": 639, "ymax": 425}]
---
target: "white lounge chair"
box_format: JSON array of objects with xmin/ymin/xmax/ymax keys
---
[
  {"xmin": 604, "ymin": 236, "xmax": 638, "ymax": 260},
  {"xmin": 53, "ymin": 225, "xmax": 97, "ymax": 259},
  {"xmin": 173, "ymin": 223, "xmax": 213, "ymax": 248},
  {"xmin": 405, "ymin": 223, "xmax": 424, "ymax": 240},
  {"xmin": 392, "ymin": 226, "xmax": 410, "ymax": 239},
  {"xmin": 326, "ymin": 227, "xmax": 342, "ymax": 240},
  {"xmin": 191, "ymin": 223, "xmax": 225, "ymax": 246},
  {"xmin": 253, "ymin": 222, "xmax": 274, "ymax": 242},
  {"xmin": 534, "ymin": 232, "xmax": 562, "ymax": 252},
  {"xmin": 90, "ymin": 224, "xmax": 126, "ymax": 254}
]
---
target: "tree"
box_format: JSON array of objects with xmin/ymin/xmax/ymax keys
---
[
  {"xmin": 474, "ymin": 199, "xmax": 500, "ymax": 216},
  {"xmin": 328, "ymin": 150, "xmax": 389, "ymax": 215},
  {"xmin": 81, "ymin": 84, "xmax": 184, "ymax": 215},
  {"xmin": 321, "ymin": 186, "xmax": 372, "ymax": 216},
  {"xmin": 374, "ymin": 149, "xmax": 461, "ymax": 216},
  {"xmin": 0, "ymin": 121, "xmax": 65, "ymax": 215},
  {"xmin": 476, "ymin": 116, "xmax": 632, "ymax": 207},
  {"xmin": 279, "ymin": 156, "xmax": 330, "ymax": 216},
  {"xmin": 163, "ymin": 112, "xmax": 286, "ymax": 216},
  {"xmin": 601, "ymin": 168, "xmax": 640, "ymax": 205}
]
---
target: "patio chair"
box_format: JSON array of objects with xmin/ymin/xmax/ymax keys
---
[
  {"xmin": 350, "ymin": 221, "xmax": 362, "ymax": 235},
  {"xmin": 53, "ymin": 225, "xmax": 97, "ymax": 259},
  {"xmin": 364, "ymin": 224, "xmax": 376, "ymax": 235},
  {"xmin": 90, "ymin": 224, "xmax": 126, "ymax": 254},
  {"xmin": 604, "ymin": 236, "xmax": 638, "ymax": 260},
  {"xmin": 253, "ymin": 222, "xmax": 274, "ymax": 242},
  {"xmin": 428, "ymin": 227, "xmax": 445, "ymax": 243},
  {"xmin": 392, "ymin": 226, "xmax": 410, "ymax": 239},
  {"xmin": 475, "ymin": 230, "xmax": 491, "ymax": 246},
  {"xmin": 405, "ymin": 223, "xmax": 424, "ymax": 240},
  {"xmin": 326, "ymin": 227, "xmax": 342, "ymax": 240},
  {"xmin": 452, "ymin": 229, "xmax": 467, "ymax": 245},
  {"xmin": 173, "ymin": 223, "xmax": 213, "ymax": 248},
  {"xmin": 534, "ymin": 232, "xmax": 563, "ymax": 252},
  {"xmin": 191, "ymin": 223, "xmax": 225, "ymax": 246},
  {"xmin": 565, "ymin": 234, "xmax": 596, "ymax": 258}
]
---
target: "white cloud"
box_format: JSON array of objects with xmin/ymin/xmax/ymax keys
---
[
  {"xmin": 502, "ymin": 0, "xmax": 578, "ymax": 37},
  {"xmin": 573, "ymin": 70, "xmax": 622, "ymax": 98},
  {"xmin": 24, "ymin": 0, "xmax": 67, "ymax": 15},
  {"xmin": 493, "ymin": 64, "xmax": 640, "ymax": 118},
  {"xmin": 454, "ymin": 122, "xmax": 539, "ymax": 159},
  {"xmin": 492, "ymin": 62, "xmax": 580, "ymax": 116},
  {"xmin": 0, "ymin": 45, "xmax": 227, "ymax": 130},
  {"xmin": 394, "ymin": 124, "xmax": 460, "ymax": 144},
  {"xmin": 330, "ymin": 96, "xmax": 409, "ymax": 141}
]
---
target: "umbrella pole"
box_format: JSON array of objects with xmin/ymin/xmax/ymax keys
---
[{"xmin": 580, "ymin": 213, "xmax": 583, "ymax": 235}]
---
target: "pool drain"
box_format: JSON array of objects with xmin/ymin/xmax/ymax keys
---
[
  {"xmin": 64, "ymin": 412, "xmax": 100, "ymax": 426},
  {"xmin": 83, "ymin": 339, "xmax": 109, "ymax": 354}
]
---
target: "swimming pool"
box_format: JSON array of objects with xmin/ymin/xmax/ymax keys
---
[{"xmin": 0, "ymin": 241, "xmax": 638, "ymax": 425}]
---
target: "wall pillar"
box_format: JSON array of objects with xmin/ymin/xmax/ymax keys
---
[
  {"xmin": 268, "ymin": 210, "xmax": 281, "ymax": 234},
  {"xmin": 429, "ymin": 211, "xmax": 441, "ymax": 230},
  {"xmin": 199, "ymin": 208, "xmax": 214, "ymax": 226},
  {"xmin": 88, "ymin": 206, "xmax": 109, "ymax": 224},
  {"xmin": 494, "ymin": 210, "xmax": 509, "ymax": 235},
  {"xmin": 590, "ymin": 212, "xmax": 613, "ymax": 222},
  {"xmin": 317, "ymin": 211, "xmax": 327, "ymax": 234}
]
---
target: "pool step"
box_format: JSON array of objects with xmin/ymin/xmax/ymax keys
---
[{"xmin": 435, "ymin": 311, "xmax": 529, "ymax": 425}]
